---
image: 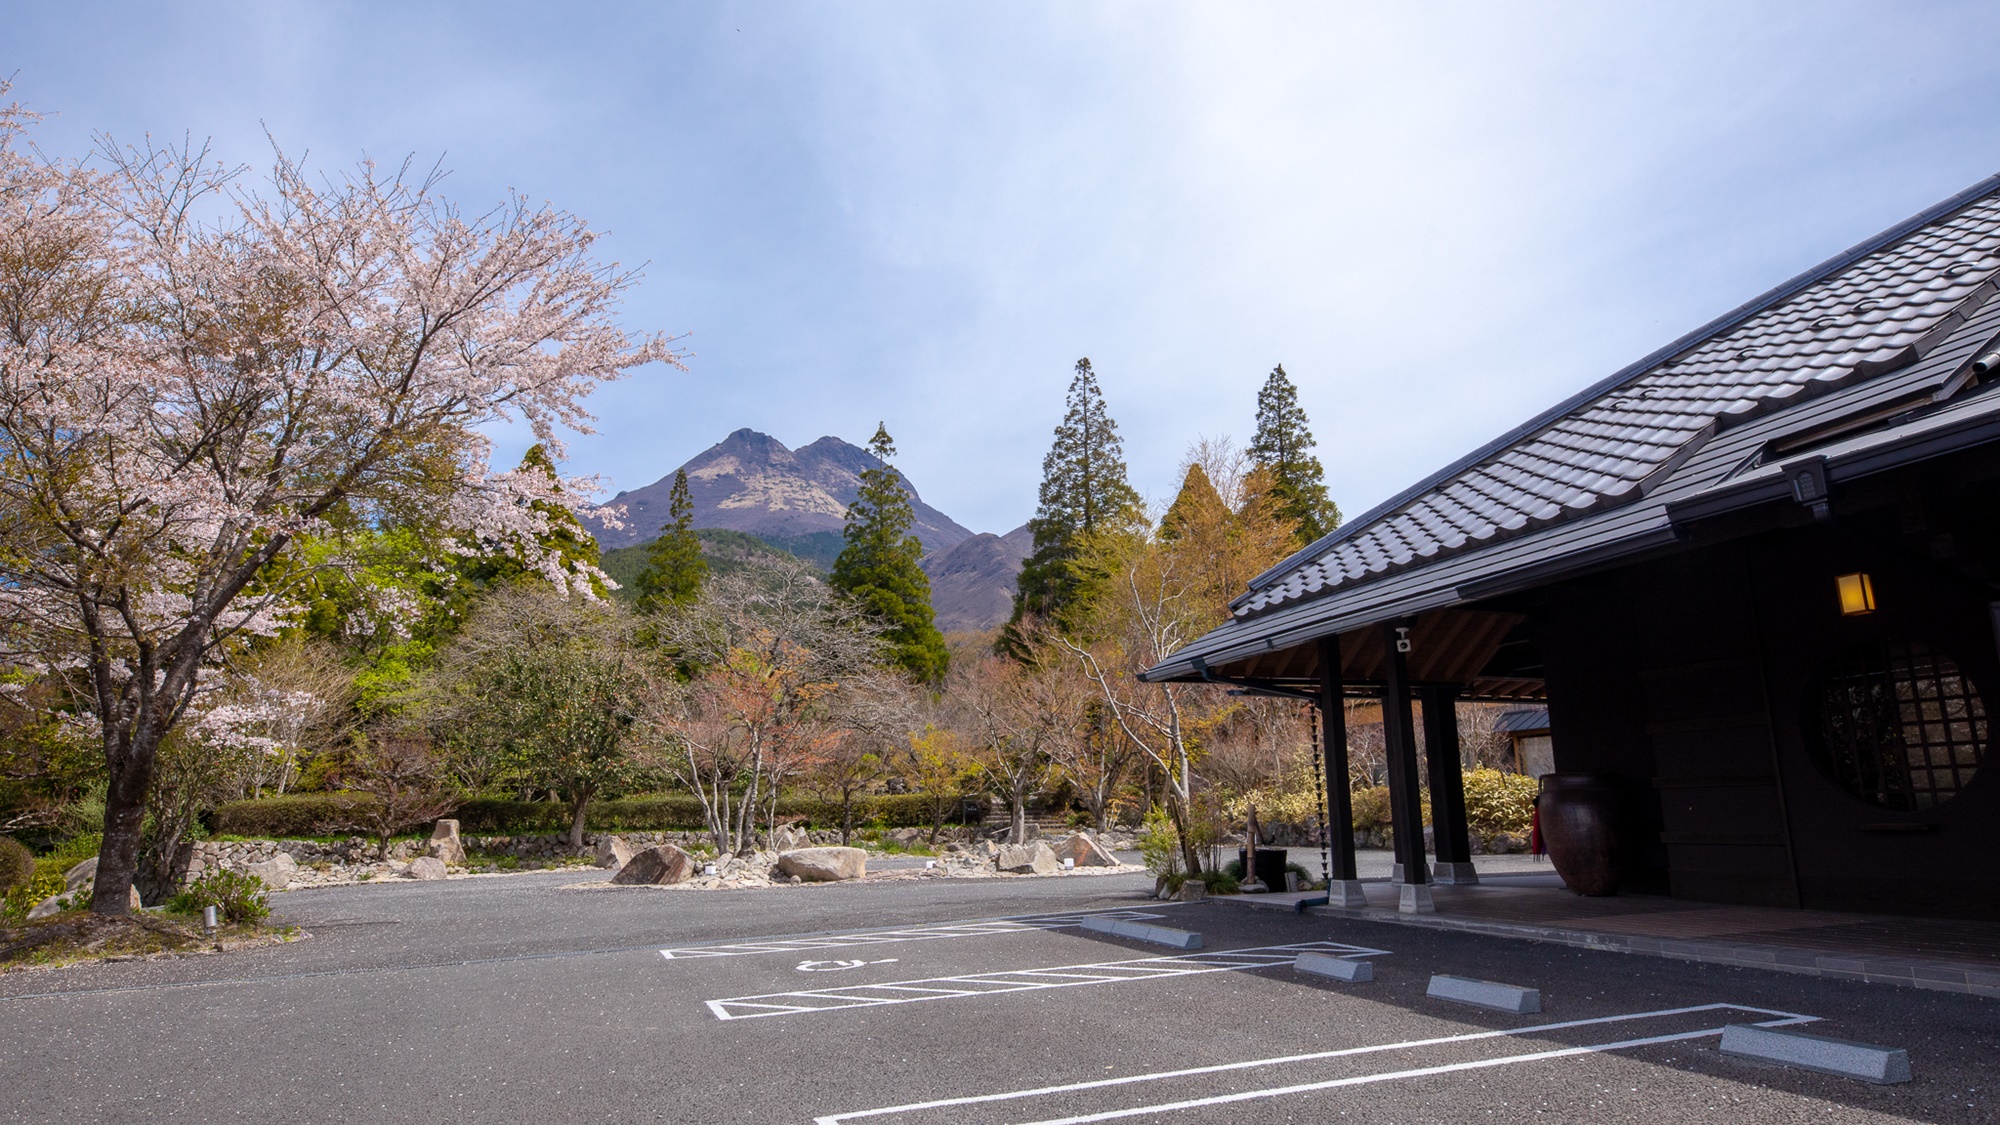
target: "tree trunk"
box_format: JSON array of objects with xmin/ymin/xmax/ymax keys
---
[
  {"xmin": 1165, "ymin": 788, "xmax": 1202, "ymax": 877},
  {"xmin": 91, "ymin": 710, "xmax": 168, "ymax": 916},
  {"xmin": 840, "ymin": 793, "xmax": 855, "ymax": 846},
  {"xmin": 567, "ymin": 791, "xmax": 591, "ymax": 850},
  {"xmin": 1008, "ymin": 788, "xmax": 1028, "ymax": 845}
]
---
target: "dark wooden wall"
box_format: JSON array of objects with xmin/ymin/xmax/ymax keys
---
[{"xmin": 1527, "ymin": 489, "xmax": 2000, "ymax": 918}]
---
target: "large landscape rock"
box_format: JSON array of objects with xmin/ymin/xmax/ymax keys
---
[
  {"xmin": 247, "ymin": 853, "xmax": 299, "ymax": 891},
  {"xmin": 405, "ymin": 856, "xmax": 448, "ymax": 881},
  {"xmin": 28, "ymin": 883, "xmax": 139, "ymax": 919},
  {"xmin": 611, "ymin": 844, "xmax": 694, "ymax": 886},
  {"xmin": 427, "ymin": 820, "xmax": 466, "ymax": 865},
  {"xmin": 594, "ymin": 834, "xmax": 637, "ymax": 870},
  {"xmin": 777, "ymin": 847, "xmax": 867, "ymax": 882},
  {"xmin": 64, "ymin": 857, "xmax": 98, "ymax": 891},
  {"xmin": 1051, "ymin": 832, "xmax": 1119, "ymax": 868},
  {"xmin": 996, "ymin": 841, "xmax": 1059, "ymax": 875}
]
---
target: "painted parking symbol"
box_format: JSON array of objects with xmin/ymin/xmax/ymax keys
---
[
  {"xmin": 797, "ymin": 959, "xmax": 899, "ymax": 972},
  {"xmin": 709, "ymin": 941, "xmax": 1388, "ymax": 1020}
]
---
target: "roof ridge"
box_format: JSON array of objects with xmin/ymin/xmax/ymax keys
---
[{"xmin": 1239, "ymin": 170, "xmax": 2000, "ymax": 602}]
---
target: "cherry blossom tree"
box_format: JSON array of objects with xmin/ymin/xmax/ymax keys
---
[{"xmin": 0, "ymin": 91, "xmax": 682, "ymax": 913}]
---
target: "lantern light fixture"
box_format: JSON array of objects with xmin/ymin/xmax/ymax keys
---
[{"xmin": 1836, "ymin": 572, "xmax": 1876, "ymax": 616}]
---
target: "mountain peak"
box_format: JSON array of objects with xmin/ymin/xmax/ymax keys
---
[{"xmin": 590, "ymin": 430, "xmax": 973, "ymax": 554}]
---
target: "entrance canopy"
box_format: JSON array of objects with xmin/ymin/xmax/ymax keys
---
[{"xmin": 1143, "ymin": 172, "xmax": 2000, "ymax": 697}]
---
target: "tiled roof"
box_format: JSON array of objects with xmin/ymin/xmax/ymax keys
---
[{"xmin": 1232, "ymin": 176, "xmax": 2000, "ymax": 620}]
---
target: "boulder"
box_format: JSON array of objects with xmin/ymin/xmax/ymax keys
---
[
  {"xmin": 64, "ymin": 856, "xmax": 99, "ymax": 891},
  {"xmin": 996, "ymin": 841, "xmax": 1059, "ymax": 875},
  {"xmin": 405, "ymin": 856, "xmax": 449, "ymax": 881},
  {"xmin": 776, "ymin": 847, "xmax": 867, "ymax": 882},
  {"xmin": 247, "ymin": 853, "xmax": 299, "ymax": 891},
  {"xmin": 1175, "ymin": 879, "xmax": 1208, "ymax": 902},
  {"xmin": 427, "ymin": 820, "xmax": 466, "ymax": 865},
  {"xmin": 887, "ymin": 827, "xmax": 925, "ymax": 847},
  {"xmin": 1051, "ymin": 832, "xmax": 1119, "ymax": 868},
  {"xmin": 770, "ymin": 825, "xmax": 810, "ymax": 851},
  {"xmin": 28, "ymin": 884, "xmax": 140, "ymax": 919},
  {"xmin": 610, "ymin": 844, "xmax": 694, "ymax": 886},
  {"xmin": 594, "ymin": 834, "xmax": 637, "ymax": 870}
]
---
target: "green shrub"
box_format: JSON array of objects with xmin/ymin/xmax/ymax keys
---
[
  {"xmin": 210, "ymin": 790, "xmax": 981, "ymax": 841},
  {"xmin": 166, "ymin": 869, "xmax": 270, "ymax": 926},
  {"xmin": 1348, "ymin": 786, "xmax": 1391, "ymax": 834},
  {"xmin": 0, "ymin": 836, "xmax": 30, "ymax": 893},
  {"xmin": 1137, "ymin": 806, "xmax": 1182, "ymax": 878},
  {"xmin": 2, "ymin": 869, "xmax": 65, "ymax": 922},
  {"xmin": 1195, "ymin": 868, "xmax": 1240, "ymax": 894},
  {"xmin": 211, "ymin": 793, "xmax": 375, "ymax": 837},
  {"xmin": 47, "ymin": 832, "xmax": 102, "ymax": 870},
  {"xmin": 1461, "ymin": 768, "xmax": 1538, "ymax": 836}
]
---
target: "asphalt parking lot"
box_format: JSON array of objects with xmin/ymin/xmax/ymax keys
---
[{"xmin": 2, "ymin": 869, "xmax": 1993, "ymax": 1124}]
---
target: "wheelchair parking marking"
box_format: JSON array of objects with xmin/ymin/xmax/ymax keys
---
[
  {"xmin": 813, "ymin": 1002, "xmax": 1818, "ymax": 1124},
  {"xmin": 658, "ymin": 909, "xmax": 1173, "ymax": 961},
  {"xmin": 705, "ymin": 941, "xmax": 1389, "ymax": 1021}
]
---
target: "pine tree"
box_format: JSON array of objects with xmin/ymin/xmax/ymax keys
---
[
  {"xmin": 1010, "ymin": 358, "xmax": 1145, "ymax": 633},
  {"xmin": 635, "ymin": 468, "xmax": 708, "ymax": 613},
  {"xmin": 1248, "ymin": 364, "xmax": 1339, "ymax": 545},
  {"xmin": 831, "ymin": 424, "xmax": 949, "ymax": 683}
]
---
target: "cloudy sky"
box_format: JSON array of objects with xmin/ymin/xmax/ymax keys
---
[{"xmin": 10, "ymin": 2, "xmax": 2000, "ymax": 535}]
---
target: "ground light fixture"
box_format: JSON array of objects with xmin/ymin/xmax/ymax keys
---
[{"xmin": 1836, "ymin": 572, "xmax": 1877, "ymax": 616}]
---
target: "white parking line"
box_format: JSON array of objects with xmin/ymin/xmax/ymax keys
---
[
  {"xmin": 813, "ymin": 1002, "xmax": 1817, "ymax": 1124},
  {"xmin": 705, "ymin": 941, "xmax": 1390, "ymax": 1021},
  {"xmin": 659, "ymin": 909, "xmax": 1174, "ymax": 961}
]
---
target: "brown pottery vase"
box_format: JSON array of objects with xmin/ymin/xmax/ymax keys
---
[{"xmin": 1537, "ymin": 774, "xmax": 1622, "ymax": 896}]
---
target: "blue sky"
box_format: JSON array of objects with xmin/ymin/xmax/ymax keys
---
[{"xmin": 10, "ymin": 2, "xmax": 2000, "ymax": 535}]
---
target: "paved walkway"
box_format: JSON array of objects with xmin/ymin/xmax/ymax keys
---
[{"xmin": 1221, "ymin": 856, "xmax": 2000, "ymax": 1000}]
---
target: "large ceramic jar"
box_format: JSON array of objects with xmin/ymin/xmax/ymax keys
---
[{"xmin": 1537, "ymin": 774, "xmax": 1622, "ymax": 896}]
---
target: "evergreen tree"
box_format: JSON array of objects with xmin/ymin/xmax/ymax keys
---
[
  {"xmin": 831, "ymin": 424, "xmax": 949, "ymax": 682},
  {"xmin": 1009, "ymin": 358, "xmax": 1144, "ymax": 635},
  {"xmin": 635, "ymin": 468, "xmax": 709, "ymax": 612},
  {"xmin": 459, "ymin": 444, "xmax": 609, "ymax": 597},
  {"xmin": 1248, "ymin": 364, "xmax": 1339, "ymax": 545},
  {"xmin": 1158, "ymin": 462, "xmax": 1224, "ymax": 543}
]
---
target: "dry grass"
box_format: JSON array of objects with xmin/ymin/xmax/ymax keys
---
[{"xmin": 0, "ymin": 911, "xmax": 297, "ymax": 973}]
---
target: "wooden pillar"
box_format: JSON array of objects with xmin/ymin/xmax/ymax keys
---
[
  {"xmin": 1421, "ymin": 684, "xmax": 1479, "ymax": 884},
  {"xmin": 1317, "ymin": 635, "xmax": 1365, "ymax": 907},
  {"xmin": 1379, "ymin": 620, "xmax": 1435, "ymax": 913}
]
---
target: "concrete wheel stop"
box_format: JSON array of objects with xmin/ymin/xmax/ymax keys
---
[
  {"xmin": 1079, "ymin": 916, "xmax": 1203, "ymax": 950},
  {"xmin": 1719, "ymin": 1024, "xmax": 1912, "ymax": 1084},
  {"xmin": 1295, "ymin": 951, "xmax": 1373, "ymax": 982},
  {"xmin": 1425, "ymin": 974, "xmax": 1541, "ymax": 1013}
]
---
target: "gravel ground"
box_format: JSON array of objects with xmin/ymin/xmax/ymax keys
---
[{"xmin": 1, "ymin": 863, "xmax": 1991, "ymax": 1124}]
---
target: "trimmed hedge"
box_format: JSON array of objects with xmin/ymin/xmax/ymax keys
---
[
  {"xmin": 212, "ymin": 791, "xmax": 980, "ymax": 839},
  {"xmin": 210, "ymin": 793, "xmax": 377, "ymax": 837}
]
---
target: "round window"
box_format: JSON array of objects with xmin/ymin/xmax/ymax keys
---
[{"xmin": 1806, "ymin": 640, "xmax": 1986, "ymax": 810}]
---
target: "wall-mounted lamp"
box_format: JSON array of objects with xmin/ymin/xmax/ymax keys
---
[
  {"xmin": 1836, "ymin": 572, "xmax": 1876, "ymax": 616},
  {"xmin": 1394, "ymin": 626, "xmax": 1413, "ymax": 654}
]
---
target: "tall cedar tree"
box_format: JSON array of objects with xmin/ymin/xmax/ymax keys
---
[
  {"xmin": 1009, "ymin": 359, "xmax": 1143, "ymax": 638},
  {"xmin": 635, "ymin": 469, "xmax": 709, "ymax": 611},
  {"xmin": 1248, "ymin": 364, "xmax": 1340, "ymax": 545},
  {"xmin": 831, "ymin": 425, "xmax": 950, "ymax": 682}
]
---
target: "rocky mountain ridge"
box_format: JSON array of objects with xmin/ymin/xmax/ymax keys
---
[{"xmin": 591, "ymin": 428, "xmax": 1027, "ymax": 632}]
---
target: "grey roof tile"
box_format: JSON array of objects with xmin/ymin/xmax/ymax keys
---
[{"xmin": 1230, "ymin": 179, "xmax": 2000, "ymax": 621}]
